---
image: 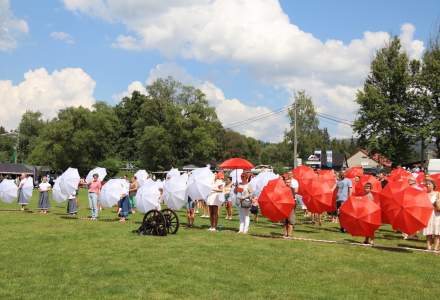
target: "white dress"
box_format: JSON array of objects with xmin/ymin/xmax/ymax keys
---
[
  {"xmin": 423, "ymin": 192, "xmax": 440, "ymax": 236},
  {"xmin": 206, "ymin": 179, "xmax": 225, "ymax": 206}
]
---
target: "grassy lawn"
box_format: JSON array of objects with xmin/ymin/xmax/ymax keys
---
[{"xmin": 0, "ymin": 189, "xmax": 438, "ymax": 299}]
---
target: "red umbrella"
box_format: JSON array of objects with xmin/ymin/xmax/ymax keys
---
[
  {"xmin": 415, "ymin": 172, "xmax": 425, "ymax": 184},
  {"xmin": 317, "ymin": 169, "xmax": 337, "ymax": 186},
  {"xmin": 386, "ymin": 186, "xmax": 433, "ymax": 235},
  {"xmin": 258, "ymin": 178, "xmax": 295, "ymax": 222},
  {"xmin": 428, "ymin": 173, "xmax": 440, "ymax": 191},
  {"xmin": 380, "ymin": 180, "xmax": 409, "ymax": 224},
  {"xmin": 388, "ymin": 167, "xmax": 412, "ymax": 182},
  {"xmin": 345, "ymin": 166, "xmax": 363, "ymax": 179},
  {"xmin": 355, "ymin": 175, "xmax": 382, "ymax": 203},
  {"xmin": 339, "ymin": 195, "xmax": 382, "ymax": 237},
  {"xmin": 219, "ymin": 158, "xmax": 254, "ymax": 170},
  {"xmin": 292, "ymin": 165, "xmax": 317, "ymax": 202},
  {"xmin": 303, "ymin": 178, "xmax": 335, "ymax": 214},
  {"xmin": 292, "ymin": 166, "xmax": 316, "ymax": 181}
]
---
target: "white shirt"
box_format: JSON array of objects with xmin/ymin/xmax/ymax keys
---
[
  {"xmin": 39, "ymin": 182, "xmax": 51, "ymax": 192},
  {"xmin": 290, "ymin": 178, "xmax": 299, "ymax": 192}
]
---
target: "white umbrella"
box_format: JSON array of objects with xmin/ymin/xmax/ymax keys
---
[
  {"xmin": 59, "ymin": 168, "xmax": 80, "ymax": 196},
  {"xmin": 136, "ymin": 181, "xmax": 161, "ymax": 213},
  {"xmin": 250, "ymin": 171, "xmax": 279, "ymax": 197},
  {"xmin": 164, "ymin": 173, "xmax": 188, "ymax": 210},
  {"xmin": 85, "ymin": 167, "xmax": 107, "ymax": 183},
  {"xmin": 230, "ymin": 169, "xmax": 243, "ymax": 185},
  {"xmin": 52, "ymin": 177, "xmax": 68, "ymax": 203},
  {"xmin": 134, "ymin": 170, "xmax": 149, "ymax": 186},
  {"xmin": 22, "ymin": 177, "xmax": 34, "ymax": 201},
  {"xmin": 99, "ymin": 179, "xmax": 127, "ymax": 208},
  {"xmin": 0, "ymin": 179, "xmax": 18, "ymax": 203},
  {"xmin": 166, "ymin": 168, "xmax": 180, "ymax": 180},
  {"xmin": 187, "ymin": 167, "xmax": 214, "ymax": 200}
]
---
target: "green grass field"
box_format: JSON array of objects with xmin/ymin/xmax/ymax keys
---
[{"xmin": 0, "ymin": 189, "xmax": 438, "ymax": 299}]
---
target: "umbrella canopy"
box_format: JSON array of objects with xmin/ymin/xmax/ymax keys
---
[
  {"xmin": 59, "ymin": 168, "xmax": 80, "ymax": 196},
  {"xmin": 22, "ymin": 177, "xmax": 34, "ymax": 201},
  {"xmin": 134, "ymin": 170, "xmax": 149, "ymax": 186},
  {"xmin": 219, "ymin": 158, "xmax": 254, "ymax": 170},
  {"xmin": 166, "ymin": 168, "xmax": 180, "ymax": 180},
  {"xmin": 414, "ymin": 172, "xmax": 425, "ymax": 184},
  {"xmin": 258, "ymin": 178, "xmax": 295, "ymax": 222},
  {"xmin": 164, "ymin": 173, "xmax": 188, "ymax": 210},
  {"xmin": 249, "ymin": 171, "xmax": 279, "ymax": 197},
  {"xmin": 99, "ymin": 179, "xmax": 127, "ymax": 208},
  {"xmin": 85, "ymin": 167, "xmax": 107, "ymax": 184},
  {"xmin": 136, "ymin": 181, "xmax": 161, "ymax": 213},
  {"xmin": 317, "ymin": 169, "xmax": 337, "ymax": 187},
  {"xmin": 52, "ymin": 177, "xmax": 68, "ymax": 203},
  {"xmin": 339, "ymin": 195, "xmax": 382, "ymax": 237},
  {"xmin": 380, "ymin": 180, "xmax": 410, "ymax": 224},
  {"xmin": 388, "ymin": 167, "xmax": 412, "ymax": 182},
  {"xmin": 428, "ymin": 173, "xmax": 440, "ymax": 191},
  {"xmin": 344, "ymin": 166, "xmax": 364, "ymax": 179},
  {"xmin": 292, "ymin": 166, "xmax": 315, "ymax": 181},
  {"xmin": 303, "ymin": 178, "xmax": 335, "ymax": 213},
  {"xmin": 292, "ymin": 166, "xmax": 317, "ymax": 202},
  {"xmin": 230, "ymin": 169, "xmax": 243, "ymax": 185},
  {"xmin": 0, "ymin": 179, "xmax": 18, "ymax": 203},
  {"xmin": 187, "ymin": 167, "xmax": 214, "ymax": 200},
  {"xmin": 354, "ymin": 175, "xmax": 382, "ymax": 202},
  {"xmin": 386, "ymin": 186, "xmax": 433, "ymax": 235}
]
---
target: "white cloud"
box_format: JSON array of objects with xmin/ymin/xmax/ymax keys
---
[
  {"xmin": 0, "ymin": 0, "xmax": 29, "ymax": 51},
  {"xmin": 50, "ymin": 31, "xmax": 75, "ymax": 44},
  {"xmin": 66, "ymin": 1, "xmax": 425, "ymax": 138},
  {"xmin": 0, "ymin": 68, "xmax": 96, "ymax": 130}
]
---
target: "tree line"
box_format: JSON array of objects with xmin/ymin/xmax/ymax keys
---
[{"xmin": 0, "ymin": 79, "xmax": 357, "ymax": 175}]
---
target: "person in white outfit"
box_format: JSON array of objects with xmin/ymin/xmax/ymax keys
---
[
  {"xmin": 423, "ymin": 179, "xmax": 440, "ymax": 251},
  {"xmin": 236, "ymin": 173, "xmax": 252, "ymax": 234},
  {"xmin": 206, "ymin": 172, "xmax": 225, "ymax": 231}
]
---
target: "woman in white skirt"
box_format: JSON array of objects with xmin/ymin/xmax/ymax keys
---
[
  {"xmin": 206, "ymin": 172, "xmax": 225, "ymax": 232},
  {"xmin": 236, "ymin": 173, "xmax": 252, "ymax": 234},
  {"xmin": 38, "ymin": 176, "xmax": 52, "ymax": 214},
  {"xmin": 422, "ymin": 179, "xmax": 440, "ymax": 251}
]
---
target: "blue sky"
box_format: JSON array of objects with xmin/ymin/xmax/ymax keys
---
[{"xmin": 1, "ymin": 0, "xmax": 439, "ymax": 142}]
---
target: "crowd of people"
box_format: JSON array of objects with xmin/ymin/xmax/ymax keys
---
[{"xmin": 3, "ymin": 166, "xmax": 440, "ymax": 252}]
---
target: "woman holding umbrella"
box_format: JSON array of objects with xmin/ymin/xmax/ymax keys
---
[
  {"xmin": 17, "ymin": 173, "xmax": 28, "ymax": 211},
  {"xmin": 38, "ymin": 176, "xmax": 51, "ymax": 214},
  {"xmin": 87, "ymin": 174, "xmax": 102, "ymax": 220},
  {"xmin": 422, "ymin": 179, "xmax": 440, "ymax": 251},
  {"xmin": 236, "ymin": 173, "xmax": 252, "ymax": 234},
  {"xmin": 206, "ymin": 172, "xmax": 225, "ymax": 232}
]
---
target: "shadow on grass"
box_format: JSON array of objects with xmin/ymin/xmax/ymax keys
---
[
  {"xmin": 397, "ymin": 243, "xmax": 427, "ymax": 250},
  {"xmin": 0, "ymin": 209, "xmax": 21, "ymax": 212},
  {"xmin": 372, "ymin": 245, "xmax": 412, "ymax": 253}
]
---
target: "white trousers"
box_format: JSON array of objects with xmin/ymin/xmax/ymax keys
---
[{"xmin": 239, "ymin": 207, "xmax": 250, "ymax": 233}]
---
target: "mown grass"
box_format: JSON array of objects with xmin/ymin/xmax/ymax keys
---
[{"xmin": 0, "ymin": 189, "xmax": 438, "ymax": 299}]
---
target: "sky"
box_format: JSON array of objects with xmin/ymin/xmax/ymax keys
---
[{"xmin": 1, "ymin": 0, "xmax": 439, "ymax": 142}]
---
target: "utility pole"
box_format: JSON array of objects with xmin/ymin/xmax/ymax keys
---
[{"xmin": 293, "ymin": 94, "xmax": 298, "ymax": 169}]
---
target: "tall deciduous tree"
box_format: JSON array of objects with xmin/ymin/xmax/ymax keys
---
[
  {"xmin": 17, "ymin": 111, "xmax": 45, "ymax": 163},
  {"xmin": 29, "ymin": 102, "xmax": 121, "ymax": 174},
  {"xmin": 285, "ymin": 90, "xmax": 326, "ymax": 161},
  {"xmin": 421, "ymin": 33, "xmax": 440, "ymax": 156},
  {"xmin": 354, "ymin": 37, "xmax": 414, "ymax": 165}
]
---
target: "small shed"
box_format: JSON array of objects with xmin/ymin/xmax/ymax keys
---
[{"xmin": 347, "ymin": 149, "xmax": 391, "ymax": 169}]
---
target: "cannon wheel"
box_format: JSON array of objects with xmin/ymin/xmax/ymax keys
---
[
  {"xmin": 162, "ymin": 208, "xmax": 179, "ymax": 234},
  {"xmin": 142, "ymin": 210, "xmax": 168, "ymax": 236}
]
